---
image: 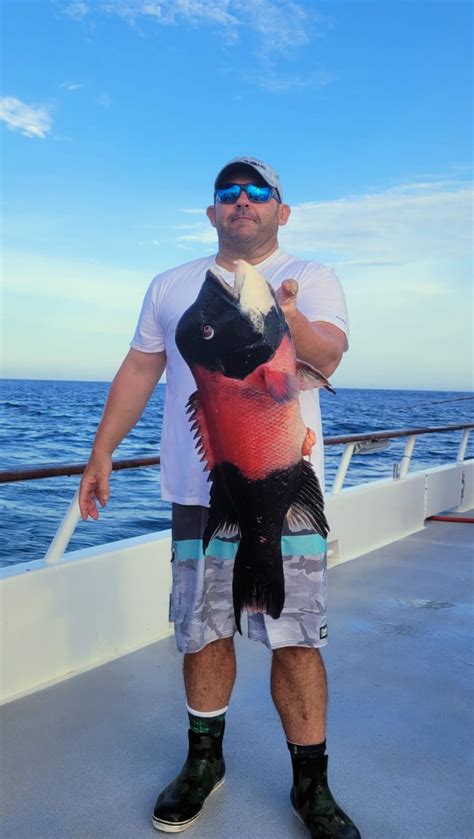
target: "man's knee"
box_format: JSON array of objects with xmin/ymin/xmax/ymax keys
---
[
  {"xmin": 272, "ymin": 645, "xmax": 323, "ymax": 666},
  {"xmin": 272, "ymin": 646, "xmax": 321, "ymax": 661},
  {"xmin": 185, "ymin": 636, "xmax": 235, "ymax": 661}
]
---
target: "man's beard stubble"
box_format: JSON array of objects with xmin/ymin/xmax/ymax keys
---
[{"xmin": 217, "ymin": 213, "xmax": 279, "ymax": 260}]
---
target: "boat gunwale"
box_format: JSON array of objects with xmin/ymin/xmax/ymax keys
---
[{"xmin": 1, "ymin": 423, "xmax": 473, "ymax": 483}]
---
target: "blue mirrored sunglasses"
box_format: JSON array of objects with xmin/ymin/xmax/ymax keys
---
[{"xmin": 215, "ymin": 183, "xmax": 280, "ymax": 204}]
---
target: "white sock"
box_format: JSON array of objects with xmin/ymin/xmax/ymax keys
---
[{"xmin": 186, "ymin": 704, "xmax": 228, "ymax": 718}]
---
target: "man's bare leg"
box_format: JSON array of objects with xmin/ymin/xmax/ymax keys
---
[
  {"xmin": 184, "ymin": 636, "xmax": 237, "ymax": 711},
  {"xmin": 153, "ymin": 638, "xmax": 235, "ymax": 830},
  {"xmin": 271, "ymin": 647, "xmax": 361, "ymax": 837},
  {"xmin": 270, "ymin": 646, "xmax": 327, "ymax": 743}
]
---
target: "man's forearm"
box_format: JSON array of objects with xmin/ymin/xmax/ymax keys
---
[
  {"xmin": 289, "ymin": 311, "xmax": 343, "ymax": 378},
  {"xmin": 93, "ymin": 350, "xmax": 165, "ymax": 455}
]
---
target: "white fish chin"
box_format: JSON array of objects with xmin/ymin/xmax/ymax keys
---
[{"xmin": 234, "ymin": 260, "xmax": 275, "ymax": 333}]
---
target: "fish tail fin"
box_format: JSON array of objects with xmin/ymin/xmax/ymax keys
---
[{"xmin": 232, "ymin": 539, "xmax": 285, "ymax": 634}]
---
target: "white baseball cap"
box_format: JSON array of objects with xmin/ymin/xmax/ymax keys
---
[{"xmin": 214, "ymin": 156, "xmax": 282, "ymax": 201}]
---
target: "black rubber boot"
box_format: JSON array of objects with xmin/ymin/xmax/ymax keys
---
[
  {"xmin": 290, "ymin": 752, "xmax": 361, "ymax": 838},
  {"xmin": 152, "ymin": 725, "xmax": 225, "ymax": 833}
]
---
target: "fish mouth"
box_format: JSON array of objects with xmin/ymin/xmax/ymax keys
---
[
  {"xmin": 207, "ymin": 268, "xmax": 239, "ymax": 301},
  {"xmin": 208, "ymin": 260, "xmax": 256, "ymax": 303}
]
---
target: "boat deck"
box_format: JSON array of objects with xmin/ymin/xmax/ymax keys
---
[{"xmin": 2, "ymin": 514, "xmax": 473, "ymax": 839}]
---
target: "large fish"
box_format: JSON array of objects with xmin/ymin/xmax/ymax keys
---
[{"xmin": 175, "ymin": 260, "xmax": 333, "ymax": 633}]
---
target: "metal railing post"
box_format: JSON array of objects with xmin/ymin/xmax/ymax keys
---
[
  {"xmin": 331, "ymin": 443, "xmax": 355, "ymax": 495},
  {"xmin": 43, "ymin": 488, "xmax": 82, "ymax": 564},
  {"xmin": 398, "ymin": 435, "xmax": 417, "ymax": 479},
  {"xmin": 457, "ymin": 428, "xmax": 470, "ymax": 463}
]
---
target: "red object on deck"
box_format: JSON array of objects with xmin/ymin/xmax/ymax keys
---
[{"xmin": 426, "ymin": 515, "xmax": 474, "ymax": 524}]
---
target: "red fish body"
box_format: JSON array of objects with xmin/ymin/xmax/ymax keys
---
[
  {"xmin": 192, "ymin": 334, "xmax": 306, "ymax": 480},
  {"xmin": 176, "ymin": 260, "xmax": 332, "ymax": 632}
]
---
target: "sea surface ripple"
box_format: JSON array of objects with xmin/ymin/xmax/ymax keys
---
[{"xmin": 1, "ymin": 379, "xmax": 472, "ymax": 567}]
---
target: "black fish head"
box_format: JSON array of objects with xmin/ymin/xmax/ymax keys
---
[{"xmin": 175, "ymin": 260, "xmax": 289, "ymax": 379}]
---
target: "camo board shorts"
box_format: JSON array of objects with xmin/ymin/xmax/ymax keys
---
[{"xmin": 169, "ymin": 504, "xmax": 328, "ymax": 653}]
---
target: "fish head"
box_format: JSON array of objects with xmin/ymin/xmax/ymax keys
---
[{"xmin": 175, "ymin": 260, "xmax": 289, "ymax": 379}]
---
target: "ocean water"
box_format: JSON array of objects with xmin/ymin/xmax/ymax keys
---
[{"xmin": 1, "ymin": 379, "xmax": 472, "ymax": 567}]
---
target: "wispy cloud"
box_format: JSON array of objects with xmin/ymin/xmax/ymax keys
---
[
  {"xmin": 106, "ymin": 0, "xmax": 239, "ymax": 29},
  {"xmin": 0, "ymin": 96, "xmax": 53, "ymax": 138},
  {"xmin": 60, "ymin": 81, "xmax": 84, "ymax": 91},
  {"xmin": 249, "ymin": 68, "xmax": 335, "ymax": 93},
  {"xmin": 60, "ymin": 1, "xmax": 331, "ymax": 90},
  {"xmin": 280, "ymin": 179, "xmax": 472, "ymax": 264},
  {"xmin": 62, "ymin": 1, "xmax": 89, "ymax": 21},
  {"xmin": 61, "ymin": 0, "xmax": 318, "ymax": 46},
  {"xmin": 174, "ymin": 178, "xmax": 472, "ymax": 272}
]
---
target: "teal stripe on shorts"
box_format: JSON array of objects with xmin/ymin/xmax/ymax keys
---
[{"xmin": 174, "ymin": 533, "xmax": 327, "ymax": 562}]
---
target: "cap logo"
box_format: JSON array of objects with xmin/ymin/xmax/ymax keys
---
[{"xmin": 241, "ymin": 159, "xmax": 265, "ymax": 169}]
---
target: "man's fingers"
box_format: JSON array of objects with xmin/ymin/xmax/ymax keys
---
[
  {"xmin": 97, "ymin": 480, "xmax": 110, "ymax": 508},
  {"xmin": 79, "ymin": 454, "xmax": 112, "ymax": 520},
  {"xmin": 282, "ymin": 279, "xmax": 298, "ymax": 297},
  {"xmin": 276, "ymin": 279, "xmax": 298, "ymax": 306},
  {"xmin": 79, "ymin": 473, "xmax": 108, "ymax": 519},
  {"xmin": 79, "ymin": 487, "xmax": 98, "ymax": 520}
]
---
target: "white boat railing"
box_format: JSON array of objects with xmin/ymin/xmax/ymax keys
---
[
  {"xmin": 0, "ymin": 423, "xmax": 472, "ymax": 565},
  {"xmin": 330, "ymin": 425, "xmax": 472, "ymax": 493},
  {"xmin": 43, "ymin": 490, "xmax": 82, "ymax": 565}
]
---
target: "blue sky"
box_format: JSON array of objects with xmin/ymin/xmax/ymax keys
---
[{"xmin": 2, "ymin": 0, "xmax": 472, "ymax": 390}]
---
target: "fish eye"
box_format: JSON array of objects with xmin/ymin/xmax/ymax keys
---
[{"xmin": 202, "ymin": 325, "xmax": 214, "ymax": 340}]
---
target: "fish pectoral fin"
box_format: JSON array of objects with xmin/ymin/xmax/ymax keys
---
[
  {"xmin": 186, "ymin": 390, "xmax": 216, "ymax": 471},
  {"xmin": 286, "ymin": 460, "xmax": 329, "ymax": 538},
  {"xmin": 302, "ymin": 427, "xmax": 316, "ymax": 456},
  {"xmin": 262, "ymin": 368, "xmax": 299, "ymax": 403},
  {"xmin": 203, "ymin": 468, "xmax": 241, "ymax": 553},
  {"xmin": 296, "ymin": 360, "xmax": 336, "ymax": 394}
]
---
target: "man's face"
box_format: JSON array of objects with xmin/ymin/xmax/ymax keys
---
[{"xmin": 206, "ymin": 171, "xmax": 290, "ymax": 257}]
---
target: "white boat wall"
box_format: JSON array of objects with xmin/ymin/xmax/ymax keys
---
[{"xmin": 1, "ymin": 429, "xmax": 472, "ymax": 706}]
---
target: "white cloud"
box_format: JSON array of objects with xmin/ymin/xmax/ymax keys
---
[
  {"xmin": 235, "ymin": 0, "xmax": 310, "ymax": 51},
  {"xmin": 62, "ymin": 0, "xmax": 327, "ymax": 55},
  {"xmin": 279, "ymin": 179, "xmax": 472, "ymax": 265},
  {"xmin": 174, "ymin": 178, "xmax": 472, "ymax": 265},
  {"xmin": 101, "ymin": 0, "xmax": 239, "ymax": 29},
  {"xmin": 63, "ymin": 2, "xmax": 89, "ymax": 21},
  {"xmin": 249, "ymin": 67, "xmax": 335, "ymax": 93},
  {"xmin": 0, "ymin": 96, "xmax": 53, "ymax": 139},
  {"xmin": 60, "ymin": 81, "xmax": 84, "ymax": 91}
]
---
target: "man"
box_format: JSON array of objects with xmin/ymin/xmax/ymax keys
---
[{"xmin": 79, "ymin": 157, "xmax": 361, "ymax": 838}]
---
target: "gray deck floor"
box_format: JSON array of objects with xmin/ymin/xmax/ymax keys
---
[{"xmin": 2, "ymin": 515, "xmax": 473, "ymax": 839}]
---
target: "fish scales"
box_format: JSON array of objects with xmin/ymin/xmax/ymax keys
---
[{"xmin": 192, "ymin": 335, "xmax": 306, "ymax": 480}]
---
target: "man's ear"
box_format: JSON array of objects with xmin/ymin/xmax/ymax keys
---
[
  {"xmin": 278, "ymin": 203, "xmax": 291, "ymax": 227},
  {"xmin": 206, "ymin": 205, "xmax": 216, "ymax": 227}
]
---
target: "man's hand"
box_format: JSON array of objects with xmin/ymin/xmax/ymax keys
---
[
  {"xmin": 79, "ymin": 451, "xmax": 112, "ymax": 521},
  {"xmin": 275, "ymin": 279, "xmax": 345, "ymax": 377},
  {"xmin": 276, "ymin": 279, "xmax": 298, "ymax": 325}
]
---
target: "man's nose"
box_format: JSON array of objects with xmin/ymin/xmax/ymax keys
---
[{"xmin": 236, "ymin": 187, "xmax": 250, "ymax": 207}]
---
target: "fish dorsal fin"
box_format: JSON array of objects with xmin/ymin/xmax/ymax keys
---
[
  {"xmin": 186, "ymin": 391, "xmax": 216, "ymax": 472},
  {"xmin": 296, "ymin": 360, "xmax": 336, "ymax": 394},
  {"xmin": 203, "ymin": 468, "xmax": 241, "ymax": 553},
  {"xmin": 262, "ymin": 368, "xmax": 299, "ymax": 403},
  {"xmin": 286, "ymin": 460, "xmax": 329, "ymax": 538}
]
